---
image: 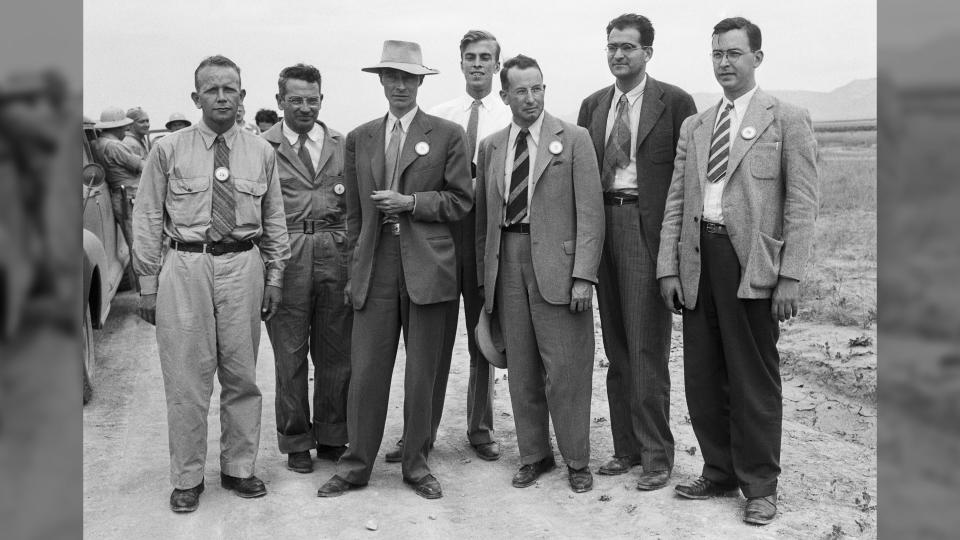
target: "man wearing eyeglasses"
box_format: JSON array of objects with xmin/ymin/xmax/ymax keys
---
[
  {"xmin": 657, "ymin": 17, "xmax": 819, "ymax": 525},
  {"xmin": 261, "ymin": 63, "xmax": 351, "ymax": 475},
  {"xmin": 577, "ymin": 13, "xmax": 696, "ymax": 492},
  {"xmin": 475, "ymin": 54, "xmax": 603, "ymax": 493}
]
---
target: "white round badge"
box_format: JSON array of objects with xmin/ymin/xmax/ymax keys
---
[
  {"xmin": 548, "ymin": 141, "xmax": 563, "ymax": 155},
  {"xmin": 740, "ymin": 126, "xmax": 757, "ymax": 140},
  {"xmin": 334, "ymin": 183, "xmax": 345, "ymax": 195},
  {"xmin": 214, "ymin": 167, "xmax": 230, "ymax": 181},
  {"xmin": 415, "ymin": 141, "xmax": 430, "ymax": 156}
]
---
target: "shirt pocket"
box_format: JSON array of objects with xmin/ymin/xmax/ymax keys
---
[
  {"xmin": 167, "ymin": 176, "xmax": 210, "ymax": 227},
  {"xmin": 233, "ymin": 177, "xmax": 268, "ymax": 227},
  {"xmin": 749, "ymin": 142, "xmax": 781, "ymax": 180}
]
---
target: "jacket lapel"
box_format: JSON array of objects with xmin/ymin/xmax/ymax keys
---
[
  {"xmin": 277, "ymin": 135, "xmax": 311, "ymax": 181},
  {"xmin": 694, "ymin": 104, "xmax": 719, "ymax": 191},
  {"xmin": 531, "ymin": 113, "xmax": 562, "ymax": 192},
  {"xmin": 725, "ymin": 89, "xmax": 775, "ymax": 179},
  {"xmin": 488, "ymin": 126, "xmax": 509, "ymax": 222},
  {"xmin": 635, "ymin": 76, "xmax": 665, "ymax": 148},
  {"xmin": 396, "ymin": 110, "xmax": 432, "ymax": 189},
  {"xmin": 590, "ymin": 86, "xmax": 614, "ymax": 159},
  {"xmin": 370, "ymin": 115, "xmax": 387, "ymax": 189}
]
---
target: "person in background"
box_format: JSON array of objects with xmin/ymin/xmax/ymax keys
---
[
  {"xmin": 165, "ymin": 112, "xmax": 192, "ymax": 132},
  {"xmin": 255, "ymin": 108, "xmax": 279, "ymax": 133},
  {"xmin": 236, "ymin": 103, "xmax": 260, "ymax": 135},
  {"xmin": 123, "ymin": 106, "xmax": 151, "ymax": 158}
]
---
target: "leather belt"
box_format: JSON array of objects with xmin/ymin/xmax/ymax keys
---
[
  {"xmin": 502, "ymin": 223, "xmax": 530, "ymax": 234},
  {"xmin": 603, "ymin": 192, "xmax": 639, "ymax": 206},
  {"xmin": 701, "ymin": 220, "xmax": 728, "ymax": 235},
  {"xmin": 297, "ymin": 218, "xmax": 346, "ymax": 234},
  {"xmin": 171, "ymin": 239, "xmax": 255, "ymax": 255},
  {"xmin": 381, "ymin": 222, "xmax": 400, "ymax": 236}
]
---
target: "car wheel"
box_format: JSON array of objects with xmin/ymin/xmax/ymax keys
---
[{"xmin": 82, "ymin": 305, "xmax": 94, "ymax": 404}]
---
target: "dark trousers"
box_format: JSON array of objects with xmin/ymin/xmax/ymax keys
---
[
  {"xmin": 597, "ymin": 203, "xmax": 673, "ymax": 471},
  {"xmin": 336, "ymin": 229, "xmax": 452, "ymax": 484},
  {"xmin": 682, "ymin": 227, "xmax": 782, "ymax": 498},
  {"xmin": 265, "ymin": 230, "xmax": 351, "ymax": 454}
]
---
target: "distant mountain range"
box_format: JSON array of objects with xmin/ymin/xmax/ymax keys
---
[{"xmin": 691, "ymin": 78, "xmax": 877, "ymax": 121}]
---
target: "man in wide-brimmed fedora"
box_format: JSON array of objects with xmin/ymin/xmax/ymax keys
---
[{"xmin": 317, "ymin": 40, "xmax": 473, "ymax": 500}]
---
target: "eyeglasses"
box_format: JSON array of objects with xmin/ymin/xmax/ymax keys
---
[
  {"xmin": 509, "ymin": 85, "xmax": 545, "ymax": 98},
  {"xmin": 606, "ymin": 43, "xmax": 648, "ymax": 55},
  {"xmin": 284, "ymin": 96, "xmax": 321, "ymax": 108},
  {"xmin": 711, "ymin": 49, "xmax": 752, "ymax": 63}
]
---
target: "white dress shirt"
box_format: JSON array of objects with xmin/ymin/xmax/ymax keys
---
[
  {"xmin": 603, "ymin": 75, "xmax": 646, "ymax": 195},
  {"xmin": 282, "ymin": 121, "xmax": 324, "ymax": 172},
  {"xmin": 502, "ymin": 112, "xmax": 544, "ymax": 225},
  {"xmin": 429, "ymin": 92, "xmax": 513, "ymax": 163},
  {"xmin": 702, "ymin": 85, "xmax": 759, "ymax": 224}
]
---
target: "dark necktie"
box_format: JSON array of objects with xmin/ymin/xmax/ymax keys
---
[
  {"xmin": 504, "ymin": 128, "xmax": 530, "ymax": 226},
  {"xmin": 384, "ymin": 120, "xmax": 402, "ymax": 191},
  {"xmin": 707, "ymin": 103, "xmax": 735, "ymax": 183},
  {"xmin": 466, "ymin": 99, "xmax": 481, "ymax": 162},
  {"xmin": 601, "ymin": 94, "xmax": 631, "ymax": 190},
  {"xmin": 297, "ymin": 132, "xmax": 316, "ymax": 179},
  {"xmin": 209, "ymin": 135, "xmax": 235, "ymax": 241}
]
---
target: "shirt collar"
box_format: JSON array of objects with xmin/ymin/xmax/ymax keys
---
[
  {"xmin": 613, "ymin": 74, "xmax": 647, "ymax": 106},
  {"xmin": 197, "ymin": 119, "xmax": 239, "ymax": 150},
  {"xmin": 387, "ymin": 106, "xmax": 419, "ymax": 134},
  {"xmin": 511, "ymin": 112, "xmax": 545, "ymax": 146},
  {"xmin": 721, "ymin": 84, "xmax": 759, "ymax": 117},
  {"xmin": 461, "ymin": 91, "xmax": 499, "ymax": 111},
  {"xmin": 282, "ymin": 121, "xmax": 323, "ymax": 146}
]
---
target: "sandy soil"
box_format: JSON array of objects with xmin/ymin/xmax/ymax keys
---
[{"xmin": 83, "ymin": 292, "xmax": 877, "ymax": 539}]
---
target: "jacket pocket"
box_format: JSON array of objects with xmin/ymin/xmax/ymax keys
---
[
  {"xmin": 746, "ymin": 231, "xmax": 784, "ymax": 289},
  {"xmin": 562, "ymin": 240, "xmax": 576, "ymax": 255},
  {"xmin": 750, "ymin": 142, "xmax": 780, "ymax": 179},
  {"xmin": 233, "ymin": 177, "xmax": 268, "ymax": 227},
  {"xmin": 167, "ymin": 176, "xmax": 210, "ymax": 227}
]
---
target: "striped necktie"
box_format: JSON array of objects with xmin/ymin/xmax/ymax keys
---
[
  {"xmin": 297, "ymin": 132, "xmax": 316, "ymax": 179},
  {"xmin": 504, "ymin": 128, "xmax": 530, "ymax": 226},
  {"xmin": 707, "ymin": 103, "xmax": 735, "ymax": 183},
  {"xmin": 601, "ymin": 94, "xmax": 631, "ymax": 189},
  {"xmin": 209, "ymin": 135, "xmax": 235, "ymax": 241}
]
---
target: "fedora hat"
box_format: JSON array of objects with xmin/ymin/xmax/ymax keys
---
[
  {"xmin": 361, "ymin": 40, "xmax": 439, "ymax": 76},
  {"xmin": 475, "ymin": 309, "xmax": 506, "ymax": 369},
  {"xmin": 165, "ymin": 112, "xmax": 192, "ymax": 130},
  {"xmin": 94, "ymin": 106, "xmax": 133, "ymax": 130}
]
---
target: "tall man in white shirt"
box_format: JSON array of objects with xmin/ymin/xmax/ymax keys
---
[
  {"xmin": 657, "ymin": 17, "xmax": 819, "ymax": 525},
  {"xmin": 385, "ymin": 30, "xmax": 512, "ymax": 464}
]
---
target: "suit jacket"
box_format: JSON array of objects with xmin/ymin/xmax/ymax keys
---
[
  {"xmin": 345, "ymin": 109, "xmax": 473, "ymax": 308},
  {"xmin": 577, "ymin": 75, "xmax": 696, "ymax": 257},
  {"xmin": 476, "ymin": 112, "xmax": 604, "ymax": 311},
  {"xmin": 657, "ymin": 89, "xmax": 820, "ymax": 307}
]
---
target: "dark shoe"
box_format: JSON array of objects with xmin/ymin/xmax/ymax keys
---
[
  {"xmin": 472, "ymin": 441, "xmax": 501, "ymax": 461},
  {"xmin": 674, "ymin": 476, "xmax": 737, "ymax": 500},
  {"xmin": 220, "ymin": 473, "xmax": 267, "ymax": 498},
  {"xmin": 512, "ymin": 456, "xmax": 556, "ymax": 488},
  {"xmin": 315, "ymin": 444, "xmax": 347, "ymax": 462},
  {"xmin": 317, "ymin": 475, "xmax": 357, "ymax": 498},
  {"xmin": 598, "ymin": 455, "xmax": 642, "ymax": 476},
  {"xmin": 403, "ymin": 473, "xmax": 443, "ymax": 499},
  {"xmin": 568, "ymin": 466, "xmax": 594, "ymax": 493},
  {"xmin": 287, "ymin": 451, "xmax": 313, "ymax": 473},
  {"xmin": 385, "ymin": 440, "xmax": 402, "ymax": 463},
  {"xmin": 170, "ymin": 481, "xmax": 204, "ymax": 513},
  {"xmin": 636, "ymin": 469, "xmax": 671, "ymax": 491},
  {"xmin": 743, "ymin": 494, "xmax": 777, "ymax": 525}
]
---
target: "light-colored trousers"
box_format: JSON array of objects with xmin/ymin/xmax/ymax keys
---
[{"xmin": 156, "ymin": 247, "xmax": 264, "ymax": 489}]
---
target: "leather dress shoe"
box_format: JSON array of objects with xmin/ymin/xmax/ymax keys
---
[
  {"xmin": 568, "ymin": 466, "xmax": 593, "ymax": 493},
  {"xmin": 315, "ymin": 444, "xmax": 347, "ymax": 462},
  {"xmin": 598, "ymin": 455, "xmax": 642, "ymax": 476},
  {"xmin": 635, "ymin": 469, "xmax": 671, "ymax": 491},
  {"xmin": 674, "ymin": 476, "xmax": 737, "ymax": 500},
  {"xmin": 472, "ymin": 441, "xmax": 501, "ymax": 461},
  {"xmin": 512, "ymin": 456, "xmax": 556, "ymax": 488},
  {"xmin": 287, "ymin": 450, "xmax": 313, "ymax": 473},
  {"xmin": 170, "ymin": 481, "xmax": 204, "ymax": 513},
  {"xmin": 317, "ymin": 475, "xmax": 357, "ymax": 498},
  {"xmin": 220, "ymin": 473, "xmax": 267, "ymax": 498},
  {"xmin": 385, "ymin": 440, "xmax": 403, "ymax": 463},
  {"xmin": 403, "ymin": 473, "xmax": 443, "ymax": 499},
  {"xmin": 743, "ymin": 494, "xmax": 777, "ymax": 525}
]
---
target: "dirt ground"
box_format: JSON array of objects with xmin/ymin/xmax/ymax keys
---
[{"xmin": 82, "ymin": 291, "xmax": 877, "ymax": 539}]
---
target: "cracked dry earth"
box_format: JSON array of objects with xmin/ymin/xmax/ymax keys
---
[{"xmin": 83, "ymin": 292, "xmax": 876, "ymax": 539}]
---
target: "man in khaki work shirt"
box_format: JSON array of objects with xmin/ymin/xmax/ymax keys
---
[{"xmin": 132, "ymin": 54, "xmax": 290, "ymax": 514}]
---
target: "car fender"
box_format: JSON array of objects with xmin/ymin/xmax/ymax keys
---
[{"xmin": 83, "ymin": 229, "xmax": 109, "ymax": 327}]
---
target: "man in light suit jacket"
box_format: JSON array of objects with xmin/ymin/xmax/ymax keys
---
[
  {"xmin": 476, "ymin": 54, "xmax": 604, "ymax": 494},
  {"xmin": 262, "ymin": 63, "xmax": 350, "ymax": 474},
  {"xmin": 317, "ymin": 40, "xmax": 472, "ymax": 501},
  {"xmin": 657, "ymin": 17, "xmax": 819, "ymax": 525},
  {"xmin": 577, "ymin": 13, "xmax": 696, "ymax": 491}
]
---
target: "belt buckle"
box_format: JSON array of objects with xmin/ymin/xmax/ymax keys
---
[
  {"xmin": 209, "ymin": 243, "xmax": 225, "ymax": 256},
  {"xmin": 390, "ymin": 222, "xmax": 400, "ymax": 236},
  {"xmin": 705, "ymin": 222, "xmax": 722, "ymax": 234},
  {"xmin": 303, "ymin": 220, "xmax": 315, "ymax": 235},
  {"xmin": 614, "ymin": 196, "xmax": 626, "ymax": 206}
]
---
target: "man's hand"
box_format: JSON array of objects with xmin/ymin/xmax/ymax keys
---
[
  {"xmin": 261, "ymin": 285, "xmax": 282, "ymax": 321},
  {"xmin": 138, "ymin": 293, "xmax": 157, "ymax": 325},
  {"xmin": 569, "ymin": 279, "xmax": 593, "ymax": 313},
  {"xmin": 371, "ymin": 190, "xmax": 415, "ymax": 215},
  {"xmin": 343, "ymin": 280, "xmax": 353, "ymax": 307},
  {"xmin": 771, "ymin": 276, "xmax": 800, "ymax": 322},
  {"xmin": 659, "ymin": 276, "xmax": 684, "ymax": 315}
]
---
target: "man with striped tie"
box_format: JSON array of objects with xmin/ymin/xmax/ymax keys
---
[
  {"xmin": 475, "ymin": 54, "xmax": 604, "ymax": 493},
  {"xmin": 132, "ymin": 55, "xmax": 290, "ymax": 513},
  {"xmin": 657, "ymin": 17, "xmax": 819, "ymax": 525}
]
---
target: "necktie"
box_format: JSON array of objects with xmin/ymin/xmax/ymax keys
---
[
  {"xmin": 466, "ymin": 99, "xmax": 481, "ymax": 162},
  {"xmin": 707, "ymin": 103, "xmax": 735, "ymax": 183},
  {"xmin": 209, "ymin": 135, "xmax": 236, "ymax": 241},
  {"xmin": 601, "ymin": 94, "xmax": 632, "ymax": 190},
  {"xmin": 504, "ymin": 128, "xmax": 529, "ymax": 226},
  {"xmin": 384, "ymin": 119, "xmax": 402, "ymax": 191},
  {"xmin": 297, "ymin": 132, "xmax": 316, "ymax": 179}
]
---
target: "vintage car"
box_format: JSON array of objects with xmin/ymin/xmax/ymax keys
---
[{"xmin": 82, "ymin": 121, "xmax": 130, "ymax": 403}]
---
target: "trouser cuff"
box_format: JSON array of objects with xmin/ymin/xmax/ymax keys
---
[
  {"xmin": 313, "ymin": 422, "xmax": 348, "ymax": 447},
  {"xmin": 171, "ymin": 471, "xmax": 205, "ymax": 491},
  {"xmin": 740, "ymin": 481, "xmax": 778, "ymax": 499},
  {"xmin": 278, "ymin": 431, "xmax": 316, "ymax": 454},
  {"xmin": 220, "ymin": 462, "xmax": 254, "ymax": 479}
]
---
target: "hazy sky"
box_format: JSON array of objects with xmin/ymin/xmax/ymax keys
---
[{"xmin": 84, "ymin": 0, "xmax": 876, "ymax": 131}]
